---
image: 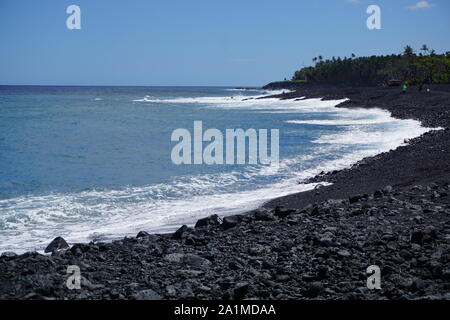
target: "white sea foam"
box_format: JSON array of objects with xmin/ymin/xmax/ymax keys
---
[
  {"xmin": 0, "ymin": 171, "xmax": 316, "ymax": 253},
  {"xmin": 313, "ymin": 122, "xmax": 428, "ymax": 148},
  {"xmin": 0, "ymin": 143, "xmax": 374, "ymax": 254},
  {"xmin": 202, "ymin": 97, "xmax": 350, "ymax": 113},
  {"xmin": 132, "ymin": 89, "xmax": 291, "ymax": 104}
]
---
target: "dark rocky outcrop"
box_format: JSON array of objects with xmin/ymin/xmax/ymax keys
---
[
  {"xmin": 44, "ymin": 237, "xmax": 69, "ymax": 253},
  {"xmin": 194, "ymin": 214, "xmax": 221, "ymax": 229}
]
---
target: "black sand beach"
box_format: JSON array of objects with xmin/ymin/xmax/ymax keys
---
[{"xmin": 1, "ymin": 84, "xmax": 449, "ymax": 300}]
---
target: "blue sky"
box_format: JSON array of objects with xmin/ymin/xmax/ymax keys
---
[{"xmin": 0, "ymin": 0, "xmax": 449, "ymax": 86}]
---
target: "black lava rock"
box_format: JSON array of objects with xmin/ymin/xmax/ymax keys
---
[
  {"xmin": 305, "ymin": 281, "xmax": 324, "ymax": 298},
  {"xmin": 136, "ymin": 231, "xmax": 150, "ymax": 238},
  {"xmin": 221, "ymin": 215, "xmax": 243, "ymax": 230},
  {"xmin": 44, "ymin": 237, "xmax": 69, "ymax": 253},
  {"xmin": 172, "ymin": 225, "xmax": 192, "ymax": 240},
  {"xmin": 195, "ymin": 214, "xmax": 221, "ymax": 228}
]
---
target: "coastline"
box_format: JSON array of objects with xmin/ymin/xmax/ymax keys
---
[
  {"xmin": 264, "ymin": 84, "xmax": 450, "ymax": 210},
  {"xmin": 1, "ymin": 84, "xmax": 449, "ymax": 300}
]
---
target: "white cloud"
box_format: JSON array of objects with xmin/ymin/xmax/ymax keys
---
[{"xmin": 407, "ymin": 1, "xmax": 435, "ymax": 10}]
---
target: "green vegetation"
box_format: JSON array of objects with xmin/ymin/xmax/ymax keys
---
[
  {"xmin": 292, "ymin": 46, "xmax": 450, "ymax": 85},
  {"xmin": 265, "ymin": 80, "xmax": 307, "ymax": 86}
]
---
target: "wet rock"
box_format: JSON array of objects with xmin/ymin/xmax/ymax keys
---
[
  {"xmin": 44, "ymin": 237, "xmax": 69, "ymax": 253},
  {"xmin": 136, "ymin": 231, "xmax": 150, "ymax": 238},
  {"xmin": 195, "ymin": 214, "xmax": 221, "ymax": 228}
]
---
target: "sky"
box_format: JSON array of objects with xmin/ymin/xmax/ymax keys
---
[{"xmin": 0, "ymin": 0, "xmax": 449, "ymax": 86}]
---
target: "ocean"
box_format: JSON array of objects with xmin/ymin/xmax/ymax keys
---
[{"xmin": 0, "ymin": 86, "xmax": 430, "ymax": 253}]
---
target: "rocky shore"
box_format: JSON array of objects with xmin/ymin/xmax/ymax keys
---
[{"xmin": 1, "ymin": 85, "xmax": 449, "ymax": 300}]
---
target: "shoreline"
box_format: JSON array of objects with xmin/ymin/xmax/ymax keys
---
[
  {"xmin": 263, "ymin": 84, "xmax": 450, "ymax": 210},
  {"xmin": 1, "ymin": 84, "xmax": 449, "ymax": 299}
]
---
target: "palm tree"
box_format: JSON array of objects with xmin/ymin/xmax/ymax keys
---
[
  {"xmin": 403, "ymin": 45, "xmax": 414, "ymax": 57},
  {"xmin": 420, "ymin": 44, "xmax": 429, "ymax": 56}
]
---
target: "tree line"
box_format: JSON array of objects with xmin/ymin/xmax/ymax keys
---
[{"xmin": 292, "ymin": 45, "xmax": 450, "ymax": 85}]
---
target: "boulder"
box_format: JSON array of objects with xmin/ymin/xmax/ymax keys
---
[
  {"xmin": 274, "ymin": 206, "xmax": 295, "ymax": 218},
  {"xmin": 172, "ymin": 225, "xmax": 192, "ymax": 240},
  {"xmin": 195, "ymin": 214, "xmax": 221, "ymax": 228},
  {"xmin": 254, "ymin": 210, "xmax": 275, "ymax": 221},
  {"xmin": 44, "ymin": 237, "xmax": 69, "ymax": 253},
  {"xmin": 136, "ymin": 231, "xmax": 150, "ymax": 238},
  {"xmin": 221, "ymin": 215, "xmax": 243, "ymax": 230}
]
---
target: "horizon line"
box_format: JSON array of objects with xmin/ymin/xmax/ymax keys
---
[{"xmin": 0, "ymin": 84, "xmax": 263, "ymax": 88}]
